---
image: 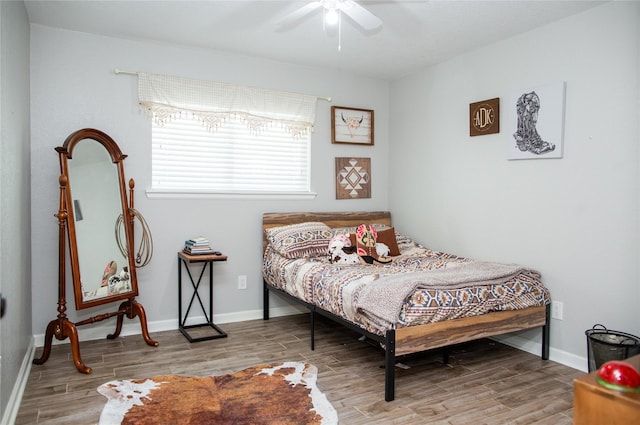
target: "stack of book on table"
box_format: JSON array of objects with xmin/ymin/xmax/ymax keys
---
[{"xmin": 183, "ymin": 237, "xmax": 216, "ymax": 255}]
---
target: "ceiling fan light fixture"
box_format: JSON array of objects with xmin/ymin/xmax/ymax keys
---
[
  {"xmin": 324, "ymin": 8, "xmax": 339, "ymax": 26},
  {"xmin": 276, "ymin": 0, "xmax": 382, "ymax": 45}
]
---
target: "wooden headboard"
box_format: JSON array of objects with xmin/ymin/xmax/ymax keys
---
[{"xmin": 262, "ymin": 211, "xmax": 392, "ymax": 250}]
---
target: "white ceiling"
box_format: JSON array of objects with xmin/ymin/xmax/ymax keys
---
[{"xmin": 24, "ymin": 0, "xmax": 605, "ymax": 80}]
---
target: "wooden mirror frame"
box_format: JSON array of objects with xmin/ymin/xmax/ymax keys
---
[
  {"xmin": 33, "ymin": 128, "xmax": 158, "ymax": 374},
  {"xmin": 58, "ymin": 128, "xmax": 139, "ymax": 309}
]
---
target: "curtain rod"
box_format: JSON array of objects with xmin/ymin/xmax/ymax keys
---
[{"xmin": 114, "ymin": 68, "xmax": 332, "ymax": 102}]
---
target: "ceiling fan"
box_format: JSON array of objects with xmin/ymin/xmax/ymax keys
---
[{"xmin": 276, "ymin": 0, "xmax": 383, "ymax": 33}]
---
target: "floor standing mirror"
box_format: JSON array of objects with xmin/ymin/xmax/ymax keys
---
[{"xmin": 33, "ymin": 128, "xmax": 158, "ymax": 374}]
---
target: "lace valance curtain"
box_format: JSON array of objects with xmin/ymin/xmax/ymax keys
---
[{"xmin": 138, "ymin": 72, "xmax": 318, "ymax": 138}]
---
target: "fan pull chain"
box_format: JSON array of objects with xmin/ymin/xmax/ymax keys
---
[{"xmin": 338, "ymin": 9, "xmax": 342, "ymax": 51}]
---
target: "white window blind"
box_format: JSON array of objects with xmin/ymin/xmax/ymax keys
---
[
  {"xmin": 152, "ymin": 115, "xmax": 311, "ymax": 193},
  {"xmin": 137, "ymin": 72, "xmax": 318, "ymax": 195}
]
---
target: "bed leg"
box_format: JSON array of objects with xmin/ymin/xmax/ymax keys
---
[
  {"xmin": 542, "ymin": 304, "xmax": 551, "ymax": 360},
  {"xmin": 384, "ymin": 329, "xmax": 396, "ymax": 402},
  {"xmin": 263, "ymin": 280, "xmax": 270, "ymax": 320},
  {"xmin": 442, "ymin": 347, "xmax": 450, "ymax": 365},
  {"xmin": 310, "ymin": 310, "xmax": 316, "ymax": 351}
]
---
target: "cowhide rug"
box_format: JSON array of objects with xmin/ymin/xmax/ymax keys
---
[{"xmin": 97, "ymin": 362, "xmax": 338, "ymax": 425}]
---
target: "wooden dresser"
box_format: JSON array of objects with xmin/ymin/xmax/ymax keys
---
[{"xmin": 573, "ymin": 354, "xmax": 640, "ymax": 424}]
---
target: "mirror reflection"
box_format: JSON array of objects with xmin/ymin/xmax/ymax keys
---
[{"xmin": 67, "ymin": 139, "xmax": 132, "ymax": 302}]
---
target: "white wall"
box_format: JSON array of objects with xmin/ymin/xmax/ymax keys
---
[
  {"xmin": 30, "ymin": 26, "xmax": 389, "ymax": 339},
  {"xmin": 0, "ymin": 1, "xmax": 32, "ymax": 422},
  {"xmin": 389, "ymin": 1, "xmax": 640, "ymax": 369}
]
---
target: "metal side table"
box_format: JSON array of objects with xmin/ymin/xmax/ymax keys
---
[{"xmin": 178, "ymin": 251, "xmax": 228, "ymax": 342}]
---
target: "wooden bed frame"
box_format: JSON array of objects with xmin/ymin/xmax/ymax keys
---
[{"xmin": 262, "ymin": 211, "xmax": 550, "ymax": 401}]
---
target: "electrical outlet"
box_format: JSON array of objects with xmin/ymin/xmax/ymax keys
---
[
  {"xmin": 237, "ymin": 275, "xmax": 247, "ymax": 290},
  {"xmin": 551, "ymin": 301, "xmax": 563, "ymax": 320}
]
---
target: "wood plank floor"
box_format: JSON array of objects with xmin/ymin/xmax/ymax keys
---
[{"xmin": 17, "ymin": 314, "xmax": 582, "ymax": 424}]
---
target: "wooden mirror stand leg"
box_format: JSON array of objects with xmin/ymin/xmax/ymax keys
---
[
  {"xmin": 33, "ymin": 302, "xmax": 158, "ymax": 374},
  {"xmin": 108, "ymin": 299, "xmax": 159, "ymax": 347},
  {"xmin": 33, "ymin": 317, "xmax": 92, "ymax": 374}
]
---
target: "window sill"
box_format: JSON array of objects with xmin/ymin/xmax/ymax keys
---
[{"xmin": 145, "ymin": 189, "xmax": 318, "ymax": 200}]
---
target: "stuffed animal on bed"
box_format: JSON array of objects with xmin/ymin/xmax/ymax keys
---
[
  {"xmin": 376, "ymin": 242, "xmax": 391, "ymax": 258},
  {"xmin": 328, "ymin": 233, "xmax": 391, "ymax": 265},
  {"xmin": 328, "ymin": 234, "xmax": 360, "ymax": 264}
]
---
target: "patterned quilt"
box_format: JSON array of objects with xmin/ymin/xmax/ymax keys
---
[{"xmin": 263, "ymin": 231, "xmax": 550, "ymax": 336}]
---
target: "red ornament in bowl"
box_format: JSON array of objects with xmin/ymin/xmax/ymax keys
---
[{"xmin": 596, "ymin": 360, "xmax": 640, "ymax": 392}]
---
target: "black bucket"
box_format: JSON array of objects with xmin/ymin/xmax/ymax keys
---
[{"xmin": 585, "ymin": 324, "xmax": 640, "ymax": 372}]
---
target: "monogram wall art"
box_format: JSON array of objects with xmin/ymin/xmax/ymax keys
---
[{"xmin": 470, "ymin": 97, "xmax": 500, "ymax": 136}]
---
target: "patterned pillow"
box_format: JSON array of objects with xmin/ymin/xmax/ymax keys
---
[{"xmin": 265, "ymin": 222, "xmax": 333, "ymax": 259}]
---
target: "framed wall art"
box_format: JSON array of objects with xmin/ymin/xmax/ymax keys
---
[
  {"xmin": 331, "ymin": 106, "xmax": 374, "ymax": 145},
  {"xmin": 335, "ymin": 157, "xmax": 371, "ymax": 199},
  {"xmin": 506, "ymin": 82, "xmax": 566, "ymax": 160}
]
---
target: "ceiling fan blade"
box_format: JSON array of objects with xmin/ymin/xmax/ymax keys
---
[
  {"xmin": 275, "ymin": 1, "xmax": 323, "ymax": 31},
  {"xmin": 339, "ymin": 0, "xmax": 383, "ymax": 31}
]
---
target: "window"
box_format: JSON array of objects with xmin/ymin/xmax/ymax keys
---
[
  {"xmin": 137, "ymin": 72, "xmax": 318, "ymax": 197},
  {"xmin": 152, "ymin": 114, "xmax": 311, "ymax": 194}
]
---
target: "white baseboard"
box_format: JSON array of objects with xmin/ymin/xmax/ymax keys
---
[
  {"xmin": 491, "ymin": 333, "xmax": 588, "ymax": 373},
  {"xmin": 33, "ymin": 305, "xmax": 306, "ymax": 347},
  {"xmin": 1, "ymin": 337, "xmax": 35, "ymax": 425}
]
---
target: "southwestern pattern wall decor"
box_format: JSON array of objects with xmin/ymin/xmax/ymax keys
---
[
  {"xmin": 335, "ymin": 157, "xmax": 371, "ymax": 199},
  {"xmin": 331, "ymin": 106, "xmax": 374, "ymax": 145},
  {"xmin": 507, "ymin": 82, "xmax": 566, "ymax": 159},
  {"xmin": 469, "ymin": 98, "xmax": 500, "ymax": 136}
]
